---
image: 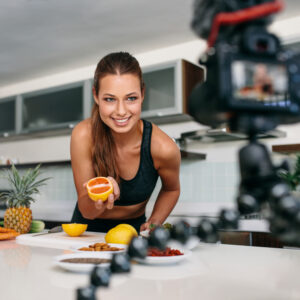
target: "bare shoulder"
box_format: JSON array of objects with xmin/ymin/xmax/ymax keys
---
[
  {"xmin": 151, "ymin": 123, "xmax": 181, "ymax": 168},
  {"xmin": 71, "ymin": 118, "xmax": 93, "ymax": 158},
  {"xmin": 71, "ymin": 119, "xmax": 92, "ymax": 144}
]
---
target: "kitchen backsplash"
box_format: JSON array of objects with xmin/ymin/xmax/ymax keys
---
[
  {"xmin": 0, "ymin": 164, "xmax": 77, "ymax": 221},
  {"xmin": 150, "ymin": 160, "xmax": 240, "ymax": 204},
  {"xmin": 181, "ymin": 160, "xmax": 239, "ymax": 202},
  {"xmin": 0, "ymin": 160, "xmax": 240, "ymax": 221}
]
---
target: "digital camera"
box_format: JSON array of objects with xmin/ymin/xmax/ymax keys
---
[{"xmin": 189, "ymin": 0, "xmax": 300, "ymax": 129}]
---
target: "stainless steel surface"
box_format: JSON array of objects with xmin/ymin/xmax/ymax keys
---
[
  {"xmin": 145, "ymin": 113, "xmax": 193, "ymax": 124},
  {"xmin": 178, "ymin": 127, "xmax": 287, "ymax": 143},
  {"xmin": 180, "ymin": 150, "xmax": 206, "ymax": 160}
]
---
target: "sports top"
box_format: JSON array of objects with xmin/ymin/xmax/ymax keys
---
[
  {"xmin": 71, "ymin": 119, "xmax": 159, "ymax": 229},
  {"xmin": 115, "ymin": 119, "xmax": 158, "ymax": 206}
]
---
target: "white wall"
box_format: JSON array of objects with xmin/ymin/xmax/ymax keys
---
[{"xmin": 0, "ymin": 135, "xmax": 71, "ymax": 163}]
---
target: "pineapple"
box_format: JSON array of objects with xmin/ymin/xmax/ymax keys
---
[{"xmin": 0, "ymin": 164, "xmax": 50, "ymax": 234}]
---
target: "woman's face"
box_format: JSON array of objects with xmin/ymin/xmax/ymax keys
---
[{"xmin": 93, "ymin": 73, "xmax": 144, "ymax": 134}]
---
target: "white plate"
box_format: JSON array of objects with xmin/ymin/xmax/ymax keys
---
[
  {"xmin": 140, "ymin": 230, "xmax": 200, "ymax": 251},
  {"xmin": 139, "ymin": 230, "xmax": 150, "ymax": 238},
  {"xmin": 53, "ymin": 252, "xmax": 113, "ymax": 273},
  {"xmin": 69, "ymin": 242, "xmax": 127, "ymax": 253},
  {"xmin": 134, "ymin": 249, "xmax": 191, "ymax": 265}
]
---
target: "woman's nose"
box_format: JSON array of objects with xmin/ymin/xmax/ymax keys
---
[{"xmin": 116, "ymin": 100, "xmax": 126, "ymax": 116}]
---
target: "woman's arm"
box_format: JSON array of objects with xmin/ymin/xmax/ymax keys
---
[
  {"xmin": 70, "ymin": 120, "xmax": 120, "ymax": 220},
  {"xmin": 140, "ymin": 127, "xmax": 181, "ymax": 231}
]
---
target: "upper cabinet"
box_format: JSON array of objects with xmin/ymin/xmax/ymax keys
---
[
  {"xmin": 0, "ymin": 97, "xmax": 16, "ymax": 135},
  {"xmin": 0, "ymin": 59, "xmax": 204, "ymax": 140},
  {"xmin": 142, "ymin": 63, "xmax": 177, "ymax": 117},
  {"xmin": 141, "ymin": 59, "xmax": 205, "ymax": 122},
  {"xmin": 0, "ymin": 80, "xmax": 93, "ymax": 140},
  {"xmin": 22, "ymin": 83, "xmax": 84, "ymax": 133}
]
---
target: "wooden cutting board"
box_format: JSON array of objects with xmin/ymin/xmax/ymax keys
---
[{"xmin": 16, "ymin": 231, "xmax": 106, "ymax": 250}]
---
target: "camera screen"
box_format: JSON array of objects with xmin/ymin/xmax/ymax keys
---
[{"xmin": 231, "ymin": 60, "xmax": 289, "ymax": 106}]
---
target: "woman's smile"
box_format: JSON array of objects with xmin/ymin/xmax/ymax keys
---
[{"xmin": 112, "ymin": 117, "xmax": 131, "ymax": 127}]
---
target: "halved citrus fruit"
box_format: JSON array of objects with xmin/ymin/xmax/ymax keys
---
[
  {"xmin": 62, "ymin": 223, "xmax": 88, "ymax": 237},
  {"xmin": 86, "ymin": 177, "xmax": 113, "ymax": 202}
]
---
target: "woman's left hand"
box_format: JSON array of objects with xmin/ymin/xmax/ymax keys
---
[
  {"xmin": 94, "ymin": 176, "xmax": 120, "ymax": 210},
  {"xmin": 140, "ymin": 222, "xmax": 151, "ymax": 232},
  {"xmin": 140, "ymin": 220, "xmax": 161, "ymax": 232}
]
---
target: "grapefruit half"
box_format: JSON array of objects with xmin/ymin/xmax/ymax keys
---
[{"xmin": 87, "ymin": 177, "xmax": 113, "ymax": 202}]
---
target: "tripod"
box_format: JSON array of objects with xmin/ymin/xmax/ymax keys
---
[{"xmin": 232, "ymin": 114, "xmax": 300, "ymax": 245}]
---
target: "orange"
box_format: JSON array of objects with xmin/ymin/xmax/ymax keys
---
[
  {"xmin": 62, "ymin": 223, "xmax": 88, "ymax": 237},
  {"xmin": 86, "ymin": 177, "xmax": 113, "ymax": 202}
]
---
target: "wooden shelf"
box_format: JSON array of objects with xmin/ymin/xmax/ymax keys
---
[{"xmin": 272, "ymin": 144, "xmax": 300, "ymax": 154}]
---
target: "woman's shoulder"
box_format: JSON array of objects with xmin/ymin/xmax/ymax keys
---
[
  {"xmin": 70, "ymin": 119, "xmax": 93, "ymax": 168},
  {"xmin": 150, "ymin": 123, "xmax": 180, "ymax": 163},
  {"xmin": 71, "ymin": 118, "xmax": 92, "ymax": 142}
]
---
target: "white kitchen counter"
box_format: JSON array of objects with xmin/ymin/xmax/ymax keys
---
[{"xmin": 1, "ymin": 235, "xmax": 300, "ymax": 300}]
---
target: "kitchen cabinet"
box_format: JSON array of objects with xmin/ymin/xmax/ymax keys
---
[
  {"xmin": 141, "ymin": 59, "xmax": 205, "ymax": 123},
  {"xmin": 0, "ymin": 59, "xmax": 203, "ymax": 141},
  {"xmin": 219, "ymin": 231, "xmax": 284, "ymax": 248},
  {"xmin": 0, "ymin": 80, "xmax": 92, "ymax": 141},
  {"xmin": 0, "ymin": 97, "xmax": 15, "ymax": 134},
  {"xmin": 22, "ymin": 84, "xmax": 83, "ymax": 132}
]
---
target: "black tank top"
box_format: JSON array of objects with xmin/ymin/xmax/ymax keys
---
[
  {"xmin": 115, "ymin": 119, "xmax": 158, "ymax": 206},
  {"xmin": 72, "ymin": 119, "xmax": 158, "ymax": 223},
  {"xmin": 71, "ymin": 120, "xmax": 158, "ymax": 232}
]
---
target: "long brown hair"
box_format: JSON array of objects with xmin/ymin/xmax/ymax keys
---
[{"xmin": 91, "ymin": 52, "xmax": 144, "ymax": 183}]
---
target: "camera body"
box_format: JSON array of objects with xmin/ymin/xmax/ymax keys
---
[
  {"xmin": 189, "ymin": 0, "xmax": 300, "ymax": 130},
  {"xmin": 215, "ymin": 42, "xmax": 300, "ymax": 115}
]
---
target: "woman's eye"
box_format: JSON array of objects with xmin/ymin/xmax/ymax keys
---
[
  {"xmin": 104, "ymin": 97, "xmax": 115, "ymax": 102},
  {"xmin": 127, "ymin": 96, "xmax": 137, "ymax": 101}
]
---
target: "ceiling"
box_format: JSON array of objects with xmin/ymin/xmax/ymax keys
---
[{"xmin": 0, "ymin": 0, "xmax": 299, "ymax": 89}]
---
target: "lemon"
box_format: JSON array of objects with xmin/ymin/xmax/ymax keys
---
[
  {"xmin": 62, "ymin": 223, "xmax": 88, "ymax": 237},
  {"xmin": 105, "ymin": 225, "xmax": 138, "ymax": 245},
  {"xmin": 87, "ymin": 177, "xmax": 113, "ymax": 202},
  {"xmin": 115, "ymin": 224, "xmax": 138, "ymax": 236}
]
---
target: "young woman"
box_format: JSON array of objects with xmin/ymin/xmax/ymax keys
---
[{"xmin": 71, "ymin": 52, "xmax": 181, "ymax": 233}]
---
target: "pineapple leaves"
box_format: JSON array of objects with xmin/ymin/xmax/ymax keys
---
[{"xmin": 0, "ymin": 164, "xmax": 51, "ymax": 207}]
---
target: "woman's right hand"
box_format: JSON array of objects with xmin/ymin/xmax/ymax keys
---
[{"xmin": 93, "ymin": 176, "xmax": 120, "ymax": 213}]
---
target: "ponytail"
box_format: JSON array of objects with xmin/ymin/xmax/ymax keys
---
[{"xmin": 91, "ymin": 105, "xmax": 120, "ymax": 182}]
